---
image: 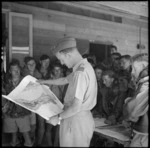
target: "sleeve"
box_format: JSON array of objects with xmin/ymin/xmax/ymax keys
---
[
  {"xmin": 73, "ymin": 71, "xmax": 88, "ymax": 101},
  {"xmin": 112, "ymin": 92, "xmax": 127, "ymax": 118},
  {"xmin": 66, "ymin": 73, "xmax": 73, "ymax": 83},
  {"xmin": 123, "ymin": 88, "xmax": 148, "ymax": 121},
  {"xmin": 101, "ymin": 88, "xmax": 109, "ymax": 116}
]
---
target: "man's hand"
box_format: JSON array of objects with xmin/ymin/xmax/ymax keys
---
[
  {"xmin": 105, "ymin": 115, "xmax": 116, "ymax": 125},
  {"xmin": 47, "ymin": 115, "xmax": 59, "ymax": 126},
  {"xmin": 122, "ymin": 120, "xmax": 131, "ymax": 128}
]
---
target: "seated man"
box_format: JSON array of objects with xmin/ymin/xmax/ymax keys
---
[{"xmin": 101, "ymin": 70, "xmax": 129, "ymax": 125}]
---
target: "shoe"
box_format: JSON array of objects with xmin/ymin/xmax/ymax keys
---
[
  {"xmin": 10, "ymin": 141, "xmax": 20, "ymax": 147},
  {"xmin": 24, "ymin": 142, "xmax": 34, "ymax": 147}
]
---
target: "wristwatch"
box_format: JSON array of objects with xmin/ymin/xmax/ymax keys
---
[{"xmin": 58, "ymin": 114, "xmax": 62, "ymax": 125}]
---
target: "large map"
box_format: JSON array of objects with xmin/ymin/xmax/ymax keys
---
[{"xmin": 2, "ymin": 75, "xmax": 64, "ymax": 120}]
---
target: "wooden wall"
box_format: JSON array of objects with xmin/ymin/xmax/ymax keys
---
[{"xmin": 2, "ymin": 2, "xmax": 148, "ymax": 62}]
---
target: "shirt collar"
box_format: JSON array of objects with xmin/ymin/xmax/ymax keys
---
[{"xmin": 73, "ymin": 58, "xmax": 87, "ymax": 72}]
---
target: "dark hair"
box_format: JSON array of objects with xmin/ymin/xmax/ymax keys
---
[
  {"xmin": 9, "ymin": 58, "xmax": 20, "ymax": 69},
  {"xmin": 131, "ymin": 53, "xmax": 148, "ymax": 63},
  {"xmin": 87, "ymin": 58, "xmax": 95, "ymax": 65},
  {"xmin": 94, "ymin": 64, "xmax": 104, "ymax": 71},
  {"xmin": 115, "ymin": 57, "xmax": 121, "ymax": 61},
  {"xmin": 24, "ymin": 56, "xmax": 35, "ymax": 65},
  {"xmin": 111, "ymin": 52, "xmax": 121, "ymax": 58},
  {"xmin": 120, "ymin": 55, "xmax": 131, "ymax": 61},
  {"xmin": 110, "ymin": 45, "xmax": 117, "ymax": 51},
  {"xmin": 102, "ymin": 70, "xmax": 115, "ymax": 79},
  {"xmin": 40, "ymin": 54, "xmax": 50, "ymax": 61},
  {"xmin": 51, "ymin": 62, "xmax": 62, "ymax": 70}
]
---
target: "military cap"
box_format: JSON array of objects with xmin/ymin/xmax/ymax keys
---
[{"xmin": 53, "ymin": 37, "xmax": 76, "ymax": 54}]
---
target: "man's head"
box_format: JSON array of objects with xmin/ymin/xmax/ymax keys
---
[
  {"xmin": 94, "ymin": 65, "xmax": 103, "ymax": 81},
  {"xmin": 102, "ymin": 70, "xmax": 115, "ymax": 87},
  {"xmin": 24, "ymin": 56, "xmax": 36, "ymax": 73},
  {"xmin": 113, "ymin": 57, "xmax": 121, "ymax": 70},
  {"xmin": 110, "ymin": 45, "xmax": 117, "ymax": 54},
  {"xmin": 9, "ymin": 59, "xmax": 21, "ymax": 79},
  {"xmin": 111, "ymin": 52, "xmax": 121, "ymax": 63},
  {"xmin": 40, "ymin": 54, "xmax": 50, "ymax": 69},
  {"xmin": 53, "ymin": 37, "xmax": 82, "ymax": 68},
  {"xmin": 52, "ymin": 62, "xmax": 63, "ymax": 78},
  {"xmin": 120, "ymin": 55, "xmax": 131, "ymax": 70},
  {"xmin": 131, "ymin": 53, "xmax": 148, "ymax": 82}
]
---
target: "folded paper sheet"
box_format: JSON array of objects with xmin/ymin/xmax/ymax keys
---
[{"xmin": 2, "ymin": 75, "xmax": 64, "ymax": 120}]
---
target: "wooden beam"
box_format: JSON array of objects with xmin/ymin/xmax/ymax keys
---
[
  {"xmin": 3, "ymin": 2, "xmax": 147, "ymax": 32},
  {"xmin": 2, "ymin": 2, "xmax": 148, "ymax": 54},
  {"xmin": 122, "ymin": 17, "xmax": 148, "ymax": 28},
  {"xmin": 69, "ymin": 2, "xmax": 148, "ymax": 22},
  {"xmin": 3, "ymin": 2, "xmax": 148, "ymax": 29},
  {"xmin": 95, "ymin": 2, "xmax": 148, "ymax": 17},
  {"xmin": 34, "ymin": 20, "xmax": 65, "ymax": 32}
]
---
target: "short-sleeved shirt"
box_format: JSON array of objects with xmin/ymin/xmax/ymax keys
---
[{"xmin": 64, "ymin": 58, "xmax": 97, "ymax": 111}]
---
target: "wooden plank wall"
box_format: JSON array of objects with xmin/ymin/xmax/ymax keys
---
[{"xmin": 2, "ymin": 2, "xmax": 148, "ymax": 62}]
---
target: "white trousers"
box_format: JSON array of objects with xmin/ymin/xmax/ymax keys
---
[{"xmin": 59, "ymin": 110, "xmax": 95, "ymax": 147}]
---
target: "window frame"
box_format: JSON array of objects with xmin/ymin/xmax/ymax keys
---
[{"xmin": 8, "ymin": 12, "xmax": 33, "ymax": 62}]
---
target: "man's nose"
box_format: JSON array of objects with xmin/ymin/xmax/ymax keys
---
[{"xmin": 15, "ymin": 71, "xmax": 19, "ymax": 73}]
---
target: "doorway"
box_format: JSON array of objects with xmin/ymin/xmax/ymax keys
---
[{"xmin": 89, "ymin": 43, "xmax": 111, "ymax": 65}]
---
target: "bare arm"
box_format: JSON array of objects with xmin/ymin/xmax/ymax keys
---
[
  {"xmin": 123, "ymin": 89, "xmax": 148, "ymax": 122},
  {"xmin": 59, "ymin": 97, "xmax": 82, "ymax": 119},
  {"xmin": 38, "ymin": 77, "xmax": 69, "ymax": 86}
]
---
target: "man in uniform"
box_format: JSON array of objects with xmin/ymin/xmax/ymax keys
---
[{"xmin": 38, "ymin": 37, "xmax": 97, "ymax": 147}]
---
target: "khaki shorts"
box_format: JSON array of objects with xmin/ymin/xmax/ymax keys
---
[{"xmin": 3, "ymin": 115, "xmax": 31, "ymax": 133}]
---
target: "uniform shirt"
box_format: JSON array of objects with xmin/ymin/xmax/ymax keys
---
[{"xmin": 64, "ymin": 58, "xmax": 97, "ymax": 111}]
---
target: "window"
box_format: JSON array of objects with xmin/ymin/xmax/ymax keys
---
[{"xmin": 9, "ymin": 12, "xmax": 33, "ymax": 67}]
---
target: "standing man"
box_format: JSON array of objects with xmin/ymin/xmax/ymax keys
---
[
  {"xmin": 38, "ymin": 37, "xmax": 97, "ymax": 147},
  {"xmin": 123, "ymin": 53, "xmax": 148, "ymax": 147}
]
